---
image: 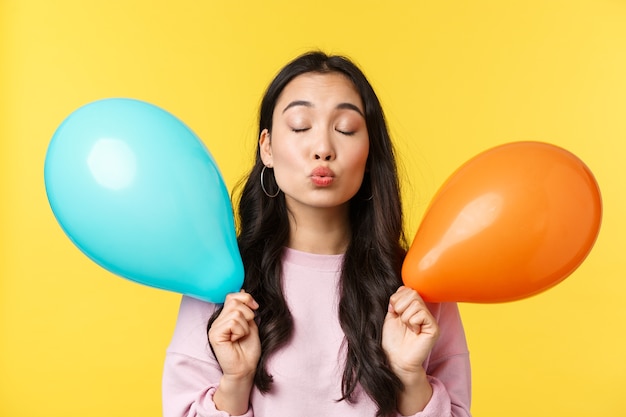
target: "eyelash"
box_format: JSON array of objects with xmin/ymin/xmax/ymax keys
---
[
  {"xmin": 336, "ymin": 129, "xmax": 356, "ymax": 136},
  {"xmin": 291, "ymin": 127, "xmax": 355, "ymax": 136}
]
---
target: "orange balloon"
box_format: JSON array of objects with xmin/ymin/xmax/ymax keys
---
[{"xmin": 402, "ymin": 141, "xmax": 602, "ymax": 303}]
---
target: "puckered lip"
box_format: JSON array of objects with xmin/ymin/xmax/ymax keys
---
[{"xmin": 310, "ymin": 166, "xmax": 335, "ymax": 178}]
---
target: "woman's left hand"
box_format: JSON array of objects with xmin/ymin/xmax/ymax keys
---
[{"xmin": 382, "ymin": 286, "xmax": 440, "ymax": 382}]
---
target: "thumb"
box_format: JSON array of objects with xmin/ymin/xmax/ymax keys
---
[{"xmin": 385, "ymin": 303, "xmax": 398, "ymax": 321}]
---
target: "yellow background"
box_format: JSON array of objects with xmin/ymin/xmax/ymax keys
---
[{"xmin": 2, "ymin": 1, "xmax": 625, "ymax": 416}]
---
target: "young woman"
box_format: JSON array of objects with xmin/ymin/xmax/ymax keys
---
[{"xmin": 162, "ymin": 51, "xmax": 472, "ymax": 417}]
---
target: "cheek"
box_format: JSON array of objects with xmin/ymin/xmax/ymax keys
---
[
  {"xmin": 271, "ymin": 144, "xmax": 299, "ymax": 169},
  {"xmin": 347, "ymin": 144, "xmax": 370, "ymax": 173},
  {"xmin": 343, "ymin": 145, "xmax": 370, "ymax": 191},
  {"xmin": 270, "ymin": 145, "xmax": 301, "ymax": 187}
]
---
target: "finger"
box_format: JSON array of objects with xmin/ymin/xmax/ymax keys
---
[
  {"xmin": 210, "ymin": 302, "xmax": 256, "ymax": 333},
  {"xmin": 389, "ymin": 287, "xmax": 425, "ymax": 315},
  {"xmin": 215, "ymin": 306, "xmax": 256, "ymax": 328},
  {"xmin": 219, "ymin": 307, "xmax": 256, "ymax": 327},
  {"xmin": 228, "ymin": 319, "xmax": 252, "ymax": 342},
  {"xmin": 407, "ymin": 309, "xmax": 439, "ymax": 338},
  {"xmin": 210, "ymin": 314, "xmax": 251, "ymax": 343},
  {"xmin": 405, "ymin": 308, "xmax": 429, "ymax": 332},
  {"xmin": 399, "ymin": 299, "xmax": 424, "ymax": 325},
  {"xmin": 220, "ymin": 305, "xmax": 257, "ymax": 328},
  {"xmin": 224, "ymin": 290, "xmax": 259, "ymax": 311},
  {"xmin": 389, "ymin": 286, "xmax": 418, "ymax": 307}
]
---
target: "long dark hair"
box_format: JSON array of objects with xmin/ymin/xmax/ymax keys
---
[{"xmin": 209, "ymin": 51, "xmax": 407, "ymax": 417}]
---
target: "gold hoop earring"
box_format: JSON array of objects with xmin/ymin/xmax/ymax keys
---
[{"xmin": 260, "ymin": 166, "xmax": 280, "ymax": 198}]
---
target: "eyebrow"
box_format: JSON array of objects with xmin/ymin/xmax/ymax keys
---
[{"xmin": 282, "ymin": 100, "xmax": 365, "ymax": 117}]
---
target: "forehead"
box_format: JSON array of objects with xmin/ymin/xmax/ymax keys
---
[{"xmin": 275, "ymin": 72, "xmax": 363, "ymax": 109}]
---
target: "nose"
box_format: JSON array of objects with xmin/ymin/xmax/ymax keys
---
[
  {"xmin": 313, "ymin": 131, "xmax": 335, "ymax": 161},
  {"xmin": 315, "ymin": 152, "xmax": 333, "ymax": 161}
]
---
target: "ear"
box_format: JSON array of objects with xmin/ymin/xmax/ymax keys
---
[{"xmin": 259, "ymin": 128, "xmax": 273, "ymax": 166}]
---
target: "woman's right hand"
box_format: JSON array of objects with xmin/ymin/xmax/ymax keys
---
[
  {"xmin": 208, "ymin": 290, "xmax": 261, "ymax": 414},
  {"xmin": 208, "ymin": 290, "xmax": 261, "ymax": 381}
]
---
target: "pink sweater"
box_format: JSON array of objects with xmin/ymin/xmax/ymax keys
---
[{"xmin": 162, "ymin": 248, "xmax": 472, "ymax": 416}]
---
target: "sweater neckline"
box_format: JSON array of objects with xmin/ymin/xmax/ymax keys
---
[{"xmin": 282, "ymin": 247, "xmax": 344, "ymax": 271}]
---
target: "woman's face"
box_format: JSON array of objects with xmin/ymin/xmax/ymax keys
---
[{"xmin": 260, "ymin": 72, "xmax": 369, "ymax": 213}]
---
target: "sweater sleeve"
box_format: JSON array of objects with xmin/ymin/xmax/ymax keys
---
[
  {"xmin": 163, "ymin": 297, "xmax": 470, "ymax": 417},
  {"xmin": 162, "ymin": 296, "xmax": 254, "ymax": 417},
  {"xmin": 400, "ymin": 302, "xmax": 472, "ymax": 417}
]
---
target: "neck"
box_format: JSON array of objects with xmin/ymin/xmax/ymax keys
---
[{"xmin": 286, "ymin": 204, "xmax": 351, "ymax": 255}]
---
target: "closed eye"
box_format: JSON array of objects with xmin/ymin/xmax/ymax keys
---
[
  {"xmin": 336, "ymin": 129, "xmax": 356, "ymax": 136},
  {"xmin": 291, "ymin": 127, "xmax": 310, "ymax": 133}
]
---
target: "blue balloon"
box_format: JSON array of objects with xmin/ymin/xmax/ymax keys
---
[{"xmin": 44, "ymin": 98, "xmax": 243, "ymax": 303}]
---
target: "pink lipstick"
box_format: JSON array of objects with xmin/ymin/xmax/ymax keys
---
[{"xmin": 310, "ymin": 166, "xmax": 335, "ymax": 187}]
